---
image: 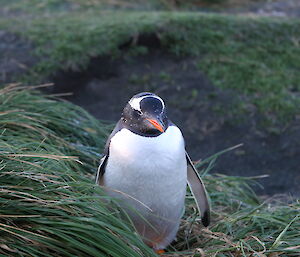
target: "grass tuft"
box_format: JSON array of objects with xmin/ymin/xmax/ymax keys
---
[
  {"xmin": 0, "ymin": 84, "xmax": 155, "ymax": 256},
  {"xmin": 0, "ymin": 84, "xmax": 299, "ymax": 256}
]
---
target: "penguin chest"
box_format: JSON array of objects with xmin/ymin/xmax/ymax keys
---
[{"xmin": 103, "ymin": 126, "xmax": 187, "ymax": 214}]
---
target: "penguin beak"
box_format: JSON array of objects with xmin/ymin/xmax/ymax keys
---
[{"xmin": 146, "ymin": 118, "xmax": 165, "ymax": 133}]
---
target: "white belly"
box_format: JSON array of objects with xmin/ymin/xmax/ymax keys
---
[{"xmin": 102, "ymin": 126, "xmax": 187, "ymax": 249}]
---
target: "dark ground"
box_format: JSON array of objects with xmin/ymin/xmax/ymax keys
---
[
  {"xmin": 1, "ymin": 0, "xmax": 299, "ymax": 197},
  {"xmin": 0, "ymin": 31, "xmax": 37, "ymax": 83}
]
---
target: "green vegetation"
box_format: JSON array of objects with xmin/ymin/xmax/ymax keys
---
[
  {"xmin": 1, "ymin": 0, "xmax": 299, "ymax": 124},
  {"xmin": 0, "ymin": 1, "xmax": 299, "ymax": 255},
  {"xmin": 0, "ymin": 0, "xmax": 229, "ymax": 12},
  {"xmin": 0, "ymin": 84, "xmax": 299, "ymax": 256},
  {"xmin": 0, "ymin": 84, "xmax": 154, "ymax": 256}
]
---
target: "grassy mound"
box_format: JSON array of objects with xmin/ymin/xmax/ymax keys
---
[
  {"xmin": 0, "ymin": 84, "xmax": 299, "ymax": 256},
  {"xmin": 1, "ymin": 1, "xmax": 299, "ymax": 123}
]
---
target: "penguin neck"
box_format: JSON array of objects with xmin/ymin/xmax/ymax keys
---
[{"xmin": 108, "ymin": 125, "xmax": 186, "ymax": 172}]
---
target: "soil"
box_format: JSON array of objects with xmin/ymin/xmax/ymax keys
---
[
  {"xmin": 0, "ymin": 30, "xmax": 37, "ymax": 84},
  {"xmin": 0, "ymin": 0, "xmax": 299, "ymax": 197}
]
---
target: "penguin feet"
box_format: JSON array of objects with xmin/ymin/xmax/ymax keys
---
[{"xmin": 155, "ymin": 249, "xmax": 165, "ymax": 255}]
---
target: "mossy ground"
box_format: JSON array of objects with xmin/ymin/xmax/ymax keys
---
[{"xmin": 0, "ymin": 0, "xmax": 299, "ymax": 123}]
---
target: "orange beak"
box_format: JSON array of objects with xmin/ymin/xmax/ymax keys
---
[{"xmin": 146, "ymin": 119, "xmax": 165, "ymax": 133}]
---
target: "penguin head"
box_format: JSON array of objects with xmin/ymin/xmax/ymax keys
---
[{"xmin": 122, "ymin": 92, "xmax": 169, "ymax": 136}]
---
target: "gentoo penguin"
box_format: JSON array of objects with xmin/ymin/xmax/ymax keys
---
[{"xmin": 96, "ymin": 92, "xmax": 210, "ymax": 251}]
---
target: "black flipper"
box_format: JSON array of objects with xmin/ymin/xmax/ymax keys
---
[
  {"xmin": 186, "ymin": 152, "xmax": 210, "ymax": 227},
  {"xmin": 95, "ymin": 155, "xmax": 108, "ymax": 185},
  {"xmin": 95, "ymin": 120, "xmax": 123, "ymax": 184}
]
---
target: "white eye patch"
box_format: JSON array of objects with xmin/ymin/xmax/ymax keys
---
[{"xmin": 129, "ymin": 95, "xmax": 165, "ymax": 112}]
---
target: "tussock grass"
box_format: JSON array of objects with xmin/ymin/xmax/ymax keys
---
[
  {"xmin": 0, "ymin": 84, "xmax": 155, "ymax": 256},
  {"xmin": 0, "ymin": 84, "xmax": 299, "ymax": 256},
  {"xmin": 170, "ymin": 157, "xmax": 300, "ymax": 256}
]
